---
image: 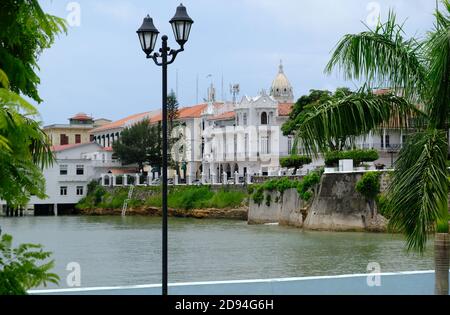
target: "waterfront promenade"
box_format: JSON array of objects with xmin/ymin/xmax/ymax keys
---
[{"xmin": 29, "ymin": 270, "xmax": 447, "ymax": 295}]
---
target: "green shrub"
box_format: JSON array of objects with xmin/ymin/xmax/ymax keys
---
[
  {"xmin": 297, "ymin": 172, "xmax": 321, "ymax": 201},
  {"xmin": 272, "ymin": 177, "xmax": 299, "ymax": 194},
  {"xmin": 169, "ymin": 186, "xmax": 214, "ymax": 210},
  {"xmin": 280, "ymin": 155, "xmax": 312, "ymax": 170},
  {"xmin": 251, "ymin": 171, "xmax": 322, "ymax": 203},
  {"xmin": 325, "ymin": 149, "xmax": 379, "ymax": 166},
  {"xmin": 253, "ymin": 186, "xmax": 264, "ymax": 205},
  {"xmin": 201, "ymin": 189, "xmax": 246, "ymax": 209},
  {"xmin": 260, "ymin": 177, "xmax": 298, "ymax": 194},
  {"xmin": 108, "ymin": 189, "xmax": 129, "ymax": 209},
  {"xmin": 93, "ymin": 186, "xmax": 107, "ymax": 205},
  {"xmin": 0, "ymin": 234, "xmax": 59, "ymax": 295},
  {"xmin": 355, "ymin": 172, "xmax": 381, "ymax": 200},
  {"xmin": 265, "ymin": 193, "xmax": 272, "ymax": 207},
  {"xmin": 87, "ymin": 180, "xmax": 99, "ymax": 195},
  {"xmin": 145, "ymin": 194, "xmax": 162, "ymax": 207},
  {"xmin": 324, "ymin": 151, "xmax": 340, "ymax": 167},
  {"xmin": 376, "ymin": 194, "xmax": 391, "ymax": 219}
]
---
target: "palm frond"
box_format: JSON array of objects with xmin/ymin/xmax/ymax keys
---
[
  {"xmin": 387, "ymin": 130, "xmax": 448, "ymax": 252},
  {"xmin": 0, "ymin": 68, "xmax": 10, "ymax": 89},
  {"xmin": 295, "ymin": 90, "xmax": 424, "ymax": 157},
  {"xmin": 325, "ymin": 11, "xmax": 427, "ymax": 104},
  {"xmin": 424, "ymin": 3, "xmax": 450, "ymax": 128}
]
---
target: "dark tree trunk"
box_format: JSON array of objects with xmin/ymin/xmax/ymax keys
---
[{"xmin": 434, "ymin": 233, "xmax": 450, "ymax": 295}]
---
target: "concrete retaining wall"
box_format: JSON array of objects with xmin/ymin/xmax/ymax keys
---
[
  {"xmin": 248, "ymin": 172, "xmax": 389, "ymax": 231},
  {"xmin": 304, "ymin": 173, "xmax": 387, "ymax": 232},
  {"xmin": 248, "ymin": 189, "xmax": 307, "ymax": 227}
]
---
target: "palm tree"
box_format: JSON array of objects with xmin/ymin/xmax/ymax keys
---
[
  {"xmin": 0, "ymin": 68, "xmax": 54, "ymax": 207},
  {"xmin": 294, "ymin": 2, "xmax": 450, "ymax": 294}
]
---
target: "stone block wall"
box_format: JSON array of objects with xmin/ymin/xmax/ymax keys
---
[{"xmin": 248, "ymin": 172, "xmax": 388, "ymax": 232}]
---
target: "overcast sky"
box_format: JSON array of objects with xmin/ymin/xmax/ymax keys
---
[{"xmin": 37, "ymin": 0, "xmax": 437, "ymax": 125}]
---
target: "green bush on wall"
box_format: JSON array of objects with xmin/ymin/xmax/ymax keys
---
[
  {"xmin": 78, "ymin": 185, "xmax": 247, "ymax": 211},
  {"xmin": 280, "ymin": 155, "xmax": 312, "ymax": 170},
  {"xmin": 355, "ymin": 171, "xmax": 381, "ymax": 200},
  {"xmin": 251, "ymin": 171, "xmax": 322, "ymax": 204},
  {"xmin": 325, "ymin": 149, "xmax": 379, "ymax": 167}
]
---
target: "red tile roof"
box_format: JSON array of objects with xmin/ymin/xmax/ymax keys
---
[
  {"xmin": 91, "ymin": 112, "xmax": 152, "ymax": 133},
  {"xmin": 51, "ymin": 143, "xmax": 86, "ymax": 152},
  {"xmin": 278, "ymin": 103, "xmax": 293, "ymax": 116},
  {"xmin": 373, "ymin": 88, "xmax": 391, "ymax": 95},
  {"xmin": 208, "ymin": 111, "xmax": 236, "ymax": 121},
  {"xmin": 51, "ymin": 142, "xmax": 109, "ymax": 152},
  {"xmin": 70, "ymin": 113, "xmax": 92, "ymax": 121},
  {"xmin": 150, "ymin": 104, "xmax": 207, "ymax": 123}
]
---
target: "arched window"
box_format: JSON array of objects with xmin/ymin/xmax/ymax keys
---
[
  {"xmin": 261, "ymin": 112, "xmax": 268, "ymax": 125},
  {"xmin": 243, "ymin": 113, "xmax": 247, "ymax": 126}
]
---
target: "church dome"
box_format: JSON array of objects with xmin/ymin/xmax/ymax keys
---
[{"xmin": 270, "ymin": 61, "xmax": 294, "ymax": 103}]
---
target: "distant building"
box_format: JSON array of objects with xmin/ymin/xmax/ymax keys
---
[
  {"xmin": 44, "ymin": 113, "xmax": 111, "ymax": 146},
  {"xmin": 270, "ymin": 60, "xmax": 294, "ymax": 103},
  {"xmin": 0, "ymin": 142, "xmax": 120, "ymax": 216},
  {"xmin": 90, "ymin": 110, "xmax": 160, "ymax": 148}
]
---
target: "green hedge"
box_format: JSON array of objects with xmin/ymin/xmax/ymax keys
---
[
  {"xmin": 78, "ymin": 185, "xmax": 247, "ymax": 211},
  {"xmin": 355, "ymin": 172, "xmax": 381, "ymax": 200},
  {"xmin": 251, "ymin": 171, "xmax": 322, "ymax": 204},
  {"xmin": 280, "ymin": 155, "xmax": 312, "ymax": 170},
  {"xmin": 325, "ymin": 149, "xmax": 379, "ymax": 167}
]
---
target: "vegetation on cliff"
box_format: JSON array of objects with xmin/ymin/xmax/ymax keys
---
[
  {"xmin": 77, "ymin": 182, "xmax": 247, "ymax": 211},
  {"xmin": 249, "ymin": 171, "xmax": 322, "ymax": 206},
  {"xmin": 324, "ymin": 149, "xmax": 379, "ymax": 167}
]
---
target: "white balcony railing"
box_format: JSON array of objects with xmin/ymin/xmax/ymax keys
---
[{"xmin": 91, "ymin": 160, "xmax": 122, "ymax": 167}]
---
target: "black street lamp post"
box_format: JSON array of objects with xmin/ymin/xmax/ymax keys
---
[{"xmin": 136, "ymin": 4, "xmax": 193, "ymax": 296}]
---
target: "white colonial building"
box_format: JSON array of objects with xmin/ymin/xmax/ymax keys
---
[
  {"xmin": 201, "ymin": 91, "xmax": 294, "ymax": 183},
  {"xmin": 1, "ymin": 142, "xmax": 120, "ymax": 216}
]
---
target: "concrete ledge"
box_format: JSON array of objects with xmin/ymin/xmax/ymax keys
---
[{"xmin": 29, "ymin": 270, "xmax": 447, "ymax": 295}]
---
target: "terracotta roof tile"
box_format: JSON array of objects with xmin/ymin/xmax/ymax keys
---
[
  {"xmin": 208, "ymin": 111, "xmax": 236, "ymax": 121},
  {"xmin": 91, "ymin": 112, "xmax": 152, "ymax": 133},
  {"xmin": 373, "ymin": 88, "xmax": 391, "ymax": 95},
  {"xmin": 51, "ymin": 142, "xmax": 111, "ymax": 152},
  {"xmin": 70, "ymin": 113, "xmax": 92, "ymax": 121},
  {"xmin": 51, "ymin": 143, "xmax": 86, "ymax": 152},
  {"xmin": 278, "ymin": 103, "xmax": 293, "ymax": 116},
  {"xmin": 150, "ymin": 104, "xmax": 208, "ymax": 123}
]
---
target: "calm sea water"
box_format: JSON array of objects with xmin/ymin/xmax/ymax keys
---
[{"xmin": 0, "ymin": 216, "xmax": 434, "ymax": 289}]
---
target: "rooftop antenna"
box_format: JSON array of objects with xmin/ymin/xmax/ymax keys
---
[
  {"xmin": 230, "ymin": 83, "xmax": 240, "ymax": 104},
  {"xmin": 176, "ymin": 69, "xmax": 179, "ymax": 99},
  {"xmin": 221, "ymin": 73, "xmax": 224, "ymax": 102},
  {"xmin": 196, "ymin": 73, "xmax": 199, "ymax": 104}
]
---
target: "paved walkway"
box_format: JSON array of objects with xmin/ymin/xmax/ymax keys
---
[{"xmin": 29, "ymin": 270, "xmax": 449, "ymax": 295}]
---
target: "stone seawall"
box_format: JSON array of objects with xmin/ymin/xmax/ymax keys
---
[
  {"xmin": 304, "ymin": 173, "xmax": 387, "ymax": 232},
  {"xmin": 248, "ymin": 172, "xmax": 389, "ymax": 232},
  {"xmin": 81, "ymin": 206, "xmax": 248, "ymax": 220},
  {"xmin": 248, "ymin": 188, "xmax": 307, "ymax": 227}
]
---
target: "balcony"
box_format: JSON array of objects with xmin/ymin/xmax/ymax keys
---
[
  {"xmin": 91, "ymin": 159, "xmax": 122, "ymax": 168},
  {"xmin": 58, "ymin": 175, "xmax": 90, "ymax": 182}
]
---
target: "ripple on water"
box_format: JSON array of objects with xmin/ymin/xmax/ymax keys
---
[{"xmin": 0, "ymin": 216, "xmax": 434, "ymax": 288}]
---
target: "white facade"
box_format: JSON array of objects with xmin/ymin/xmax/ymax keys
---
[
  {"xmin": 201, "ymin": 91, "xmax": 292, "ymax": 183},
  {"xmin": 1, "ymin": 142, "xmax": 120, "ymax": 215}
]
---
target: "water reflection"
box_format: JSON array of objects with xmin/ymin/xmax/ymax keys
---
[{"xmin": 0, "ymin": 216, "xmax": 433, "ymax": 289}]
